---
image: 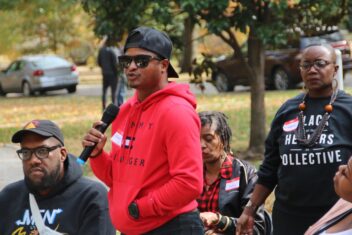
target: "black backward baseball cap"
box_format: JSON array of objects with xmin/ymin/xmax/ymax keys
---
[
  {"xmin": 124, "ymin": 26, "xmax": 179, "ymax": 78},
  {"xmin": 12, "ymin": 120, "xmax": 64, "ymax": 146}
]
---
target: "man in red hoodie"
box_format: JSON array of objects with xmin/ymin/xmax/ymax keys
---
[{"xmin": 82, "ymin": 26, "xmax": 204, "ymax": 234}]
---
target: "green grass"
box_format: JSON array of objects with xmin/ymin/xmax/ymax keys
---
[{"xmin": 0, "ymin": 96, "xmax": 101, "ymax": 153}]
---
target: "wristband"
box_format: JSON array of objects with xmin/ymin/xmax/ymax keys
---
[
  {"xmin": 213, "ymin": 212, "xmax": 221, "ymax": 226},
  {"xmin": 217, "ymin": 216, "xmax": 230, "ymax": 232}
]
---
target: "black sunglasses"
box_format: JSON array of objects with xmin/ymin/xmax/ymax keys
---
[{"xmin": 118, "ymin": 55, "xmax": 162, "ymax": 69}]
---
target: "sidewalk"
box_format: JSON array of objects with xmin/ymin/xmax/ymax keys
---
[{"xmin": 0, "ymin": 144, "xmax": 23, "ymax": 190}]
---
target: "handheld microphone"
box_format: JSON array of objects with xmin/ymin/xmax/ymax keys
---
[{"xmin": 77, "ymin": 103, "xmax": 119, "ymax": 165}]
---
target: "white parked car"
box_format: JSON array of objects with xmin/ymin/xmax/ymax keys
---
[{"xmin": 0, "ymin": 55, "xmax": 79, "ymax": 96}]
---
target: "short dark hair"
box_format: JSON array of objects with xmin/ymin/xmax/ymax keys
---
[{"xmin": 198, "ymin": 111, "xmax": 232, "ymax": 153}]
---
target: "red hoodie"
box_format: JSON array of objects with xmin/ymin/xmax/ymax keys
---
[{"xmin": 90, "ymin": 82, "xmax": 203, "ymax": 234}]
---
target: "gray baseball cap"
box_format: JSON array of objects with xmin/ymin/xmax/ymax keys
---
[{"xmin": 124, "ymin": 26, "xmax": 179, "ymax": 78}]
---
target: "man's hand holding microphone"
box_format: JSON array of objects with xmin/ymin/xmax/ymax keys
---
[{"xmin": 77, "ymin": 104, "xmax": 119, "ymax": 165}]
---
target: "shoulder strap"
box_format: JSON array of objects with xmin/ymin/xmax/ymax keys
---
[
  {"xmin": 29, "ymin": 193, "xmax": 46, "ymax": 232},
  {"xmin": 29, "ymin": 193, "xmax": 62, "ymax": 235},
  {"xmin": 313, "ymin": 208, "xmax": 352, "ymax": 235}
]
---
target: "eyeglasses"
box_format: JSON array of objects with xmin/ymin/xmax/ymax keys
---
[
  {"xmin": 118, "ymin": 55, "xmax": 162, "ymax": 69},
  {"xmin": 299, "ymin": 59, "xmax": 333, "ymax": 71},
  {"xmin": 17, "ymin": 145, "xmax": 61, "ymax": 161}
]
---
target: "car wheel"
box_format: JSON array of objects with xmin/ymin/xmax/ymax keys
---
[
  {"xmin": 214, "ymin": 72, "xmax": 234, "ymax": 92},
  {"xmin": 0, "ymin": 84, "xmax": 6, "ymax": 96},
  {"xmin": 22, "ymin": 82, "xmax": 33, "ymax": 96},
  {"xmin": 272, "ymin": 68, "xmax": 290, "ymax": 90},
  {"xmin": 67, "ymin": 85, "xmax": 76, "ymax": 93}
]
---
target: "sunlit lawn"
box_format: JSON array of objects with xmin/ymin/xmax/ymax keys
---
[{"xmin": 1, "ymin": 87, "xmax": 351, "ymax": 215}]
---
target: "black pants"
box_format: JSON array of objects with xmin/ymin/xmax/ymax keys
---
[{"xmin": 102, "ymin": 73, "xmax": 117, "ymax": 110}]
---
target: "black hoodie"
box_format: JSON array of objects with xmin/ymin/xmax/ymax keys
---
[{"xmin": 0, "ymin": 154, "xmax": 116, "ymax": 235}]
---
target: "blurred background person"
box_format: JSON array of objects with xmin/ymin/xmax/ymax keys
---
[
  {"xmin": 110, "ymin": 41, "xmax": 126, "ymax": 107},
  {"xmin": 97, "ymin": 35, "xmax": 119, "ymax": 110},
  {"xmin": 198, "ymin": 111, "xmax": 268, "ymax": 235},
  {"xmin": 237, "ymin": 44, "xmax": 352, "ymax": 235}
]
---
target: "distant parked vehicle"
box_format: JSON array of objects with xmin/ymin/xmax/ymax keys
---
[
  {"xmin": 212, "ymin": 30, "xmax": 352, "ymax": 92},
  {"xmin": 0, "ymin": 55, "xmax": 79, "ymax": 96}
]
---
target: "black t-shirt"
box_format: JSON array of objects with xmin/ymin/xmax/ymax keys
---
[{"xmin": 258, "ymin": 90, "xmax": 352, "ymax": 215}]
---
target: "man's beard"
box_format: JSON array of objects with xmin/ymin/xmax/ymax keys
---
[{"xmin": 25, "ymin": 162, "xmax": 62, "ymax": 193}]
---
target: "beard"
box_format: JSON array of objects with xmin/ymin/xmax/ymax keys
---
[{"xmin": 25, "ymin": 161, "xmax": 62, "ymax": 193}]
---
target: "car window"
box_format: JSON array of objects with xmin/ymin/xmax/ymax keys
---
[
  {"xmin": 31, "ymin": 56, "xmax": 70, "ymax": 69},
  {"xmin": 300, "ymin": 31, "xmax": 343, "ymax": 49},
  {"xmin": 7, "ymin": 62, "xmax": 20, "ymax": 72},
  {"xmin": 18, "ymin": 61, "xmax": 25, "ymax": 70}
]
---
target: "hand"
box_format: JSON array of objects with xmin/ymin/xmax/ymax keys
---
[
  {"xmin": 200, "ymin": 212, "xmax": 219, "ymax": 228},
  {"xmin": 82, "ymin": 121, "xmax": 107, "ymax": 157},
  {"xmin": 236, "ymin": 208, "xmax": 255, "ymax": 235}
]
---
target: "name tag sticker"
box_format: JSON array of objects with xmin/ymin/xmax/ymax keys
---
[
  {"xmin": 111, "ymin": 131, "xmax": 123, "ymax": 146},
  {"xmin": 283, "ymin": 117, "xmax": 299, "ymax": 132},
  {"xmin": 225, "ymin": 177, "xmax": 240, "ymax": 191}
]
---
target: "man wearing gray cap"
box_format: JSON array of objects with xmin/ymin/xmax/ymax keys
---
[
  {"xmin": 82, "ymin": 26, "xmax": 204, "ymax": 234},
  {"xmin": 0, "ymin": 120, "xmax": 116, "ymax": 235}
]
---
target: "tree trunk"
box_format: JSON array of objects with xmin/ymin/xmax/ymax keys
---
[
  {"xmin": 247, "ymin": 29, "xmax": 266, "ymax": 159},
  {"xmin": 180, "ymin": 16, "xmax": 194, "ymax": 74}
]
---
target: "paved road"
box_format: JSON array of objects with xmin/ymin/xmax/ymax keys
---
[
  {"xmin": 0, "ymin": 144, "xmax": 23, "ymax": 190},
  {"xmin": 76, "ymin": 81, "xmax": 219, "ymax": 97},
  {"xmin": 76, "ymin": 71, "xmax": 352, "ymax": 95}
]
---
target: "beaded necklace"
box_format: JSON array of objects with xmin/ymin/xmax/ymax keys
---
[{"xmin": 295, "ymin": 90, "xmax": 338, "ymax": 147}]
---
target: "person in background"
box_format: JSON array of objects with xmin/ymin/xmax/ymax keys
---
[
  {"xmin": 305, "ymin": 156, "xmax": 352, "ymax": 235},
  {"xmin": 236, "ymin": 44, "xmax": 352, "ymax": 235},
  {"xmin": 0, "ymin": 120, "xmax": 115, "ymax": 234},
  {"xmin": 82, "ymin": 26, "xmax": 204, "ymax": 234},
  {"xmin": 111, "ymin": 43, "xmax": 126, "ymax": 107},
  {"xmin": 98, "ymin": 36, "xmax": 119, "ymax": 110},
  {"xmin": 198, "ymin": 111, "xmax": 267, "ymax": 235},
  {"xmin": 116, "ymin": 66, "xmax": 126, "ymax": 107}
]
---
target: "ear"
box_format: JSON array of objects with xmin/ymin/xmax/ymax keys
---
[
  {"xmin": 59, "ymin": 147, "xmax": 68, "ymax": 162},
  {"xmin": 334, "ymin": 65, "xmax": 339, "ymax": 76},
  {"xmin": 160, "ymin": 59, "xmax": 169, "ymax": 74}
]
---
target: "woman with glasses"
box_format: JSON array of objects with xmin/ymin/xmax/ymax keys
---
[{"xmin": 236, "ymin": 44, "xmax": 352, "ymax": 235}]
